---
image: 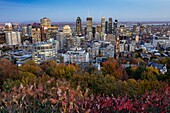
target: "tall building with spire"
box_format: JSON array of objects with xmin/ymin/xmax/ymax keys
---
[
  {"xmin": 76, "ymin": 17, "xmax": 83, "ymax": 36},
  {"xmin": 86, "ymin": 17, "xmax": 93, "ymax": 33}
]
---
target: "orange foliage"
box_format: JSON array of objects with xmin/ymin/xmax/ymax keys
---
[
  {"xmin": 0, "ymin": 59, "xmax": 19, "ymax": 80},
  {"xmin": 102, "ymin": 58, "xmax": 123, "ymax": 79}
]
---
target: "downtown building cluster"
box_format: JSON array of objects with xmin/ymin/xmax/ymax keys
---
[{"xmin": 0, "ymin": 17, "xmax": 170, "ymax": 72}]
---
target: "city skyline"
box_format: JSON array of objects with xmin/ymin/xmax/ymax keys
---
[{"xmin": 0, "ymin": 0, "xmax": 170, "ymax": 22}]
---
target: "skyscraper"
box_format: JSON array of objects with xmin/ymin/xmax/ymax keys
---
[
  {"xmin": 40, "ymin": 17, "xmax": 51, "ymax": 42},
  {"xmin": 86, "ymin": 17, "xmax": 93, "ymax": 33},
  {"xmin": 76, "ymin": 17, "xmax": 83, "ymax": 36},
  {"xmin": 5, "ymin": 31, "xmax": 21, "ymax": 46},
  {"xmin": 108, "ymin": 18, "xmax": 113, "ymax": 34},
  {"xmin": 22, "ymin": 26, "xmax": 28, "ymax": 35},
  {"xmin": 113, "ymin": 19, "xmax": 118, "ymax": 34},
  {"xmin": 114, "ymin": 19, "xmax": 120, "ymax": 59},
  {"xmin": 27, "ymin": 24, "xmax": 32, "ymax": 42},
  {"xmin": 105, "ymin": 21, "xmax": 108, "ymax": 34},
  {"xmin": 101, "ymin": 16, "xmax": 106, "ymax": 33},
  {"xmin": 40, "ymin": 17, "xmax": 51, "ymax": 28}
]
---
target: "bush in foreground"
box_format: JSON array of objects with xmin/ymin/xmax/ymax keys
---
[{"xmin": 0, "ymin": 78, "xmax": 169, "ymax": 112}]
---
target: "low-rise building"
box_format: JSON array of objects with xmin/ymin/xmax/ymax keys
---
[
  {"xmin": 16, "ymin": 54, "xmax": 32, "ymax": 66},
  {"xmin": 100, "ymin": 42, "xmax": 114, "ymax": 58},
  {"xmin": 148, "ymin": 62, "xmax": 167, "ymax": 74},
  {"xmin": 63, "ymin": 48, "xmax": 89, "ymax": 64},
  {"xmin": 153, "ymin": 36, "xmax": 170, "ymax": 48}
]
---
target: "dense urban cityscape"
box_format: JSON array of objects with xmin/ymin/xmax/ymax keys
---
[
  {"xmin": 0, "ymin": 17, "xmax": 170, "ymax": 66},
  {"xmin": 0, "ymin": 0, "xmax": 170, "ymax": 112}
]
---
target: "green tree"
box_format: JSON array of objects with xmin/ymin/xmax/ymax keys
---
[{"xmin": 141, "ymin": 67, "xmax": 159, "ymax": 81}]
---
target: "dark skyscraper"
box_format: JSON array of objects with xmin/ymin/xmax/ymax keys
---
[
  {"xmin": 113, "ymin": 19, "xmax": 120, "ymax": 59},
  {"xmin": 92, "ymin": 27, "xmax": 96, "ymax": 38},
  {"xmin": 114, "ymin": 19, "xmax": 118, "ymax": 29},
  {"xmin": 113, "ymin": 19, "xmax": 118, "ymax": 35},
  {"xmin": 105, "ymin": 21, "xmax": 108, "ymax": 34},
  {"xmin": 108, "ymin": 18, "xmax": 113, "ymax": 34},
  {"xmin": 76, "ymin": 17, "xmax": 83, "ymax": 36}
]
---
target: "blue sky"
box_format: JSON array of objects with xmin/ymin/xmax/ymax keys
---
[{"xmin": 0, "ymin": 0, "xmax": 170, "ymax": 22}]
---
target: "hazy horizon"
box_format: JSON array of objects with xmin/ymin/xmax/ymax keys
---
[{"xmin": 0, "ymin": 0, "xmax": 170, "ymax": 22}]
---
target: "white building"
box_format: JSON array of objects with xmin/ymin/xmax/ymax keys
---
[
  {"xmin": 119, "ymin": 40, "xmax": 126, "ymax": 52},
  {"xmin": 56, "ymin": 32, "xmax": 66, "ymax": 50},
  {"xmin": 119, "ymin": 40, "xmax": 135, "ymax": 52},
  {"xmin": 5, "ymin": 31, "xmax": 21, "ymax": 46},
  {"xmin": 32, "ymin": 42, "xmax": 57, "ymax": 64},
  {"xmin": 152, "ymin": 36, "xmax": 170, "ymax": 48},
  {"xmin": 63, "ymin": 48, "xmax": 89, "ymax": 64},
  {"xmin": 22, "ymin": 26, "xmax": 28, "ymax": 35},
  {"xmin": 63, "ymin": 25, "xmax": 72, "ymax": 37}
]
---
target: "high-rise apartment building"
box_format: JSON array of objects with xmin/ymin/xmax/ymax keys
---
[
  {"xmin": 76, "ymin": 17, "xmax": 83, "ymax": 36},
  {"xmin": 22, "ymin": 26, "xmax": 28, "ymax": 35},
  {"xmin": 32, "ymin": 28, "xmax": 41, "ymax": 43},
  {"xmin": 27, "ymin": 24, "xmax": 32, "ymax": 37},
  {"xmin": 5, "ymin": 31, "xmax": 21, "ymax": 46}
]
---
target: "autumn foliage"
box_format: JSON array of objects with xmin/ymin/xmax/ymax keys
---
[
  {"xmin": 0, "ymin": 58, "xmax": 169, "ymax": 112},
  {"xmin": 0, "ymin": 78, "xmax": 169, "ymax": 112},
  {"xmin": 102, "ymin": 58, "xmax": 124, "ymax": 79}
]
